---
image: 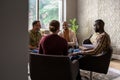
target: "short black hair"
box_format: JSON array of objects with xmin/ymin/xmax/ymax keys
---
[
  {"xmin": 95, "ymin": 19, "xmax": 105, "ymax": 27},
  {"xmin": 49, "ymin": 20, "xmax": 60, "ymax": 33},
  {"xmin": 32, "ymin": 20, "xmax": 40, "ymax": 27}
]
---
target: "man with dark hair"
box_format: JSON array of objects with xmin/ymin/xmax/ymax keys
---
[
  {"xmin": 39, "ymin": 20, "xmax": 68, "ymax": 55},
  {"xmin": 29, "ymin": 20, "xmax": 42, "ymax": 50},
  {"xmin": 70, "ymin": 19, "xmax": 111, "ymax": 55},
  {"xmin": 69, "ymin": 19, "xmax": 111, "ymax": 80}
]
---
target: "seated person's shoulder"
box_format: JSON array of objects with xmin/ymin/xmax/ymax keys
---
[
  {"xmin": 100, "ymin": 32, "xmax": 107, "ymax": 38},
  {"xmin": 101, "ymin": 32, "xmax": 106, "ymax": 35}
]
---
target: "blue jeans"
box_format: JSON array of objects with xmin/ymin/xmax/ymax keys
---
[{"xmin": 68, "ymin": 48, "xmax": 82, "ymax": 61}]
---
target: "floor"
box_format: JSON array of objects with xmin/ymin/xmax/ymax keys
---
[
  {"xmin": 110, "ymin": 59, "xmax": 120, "ymax": 70},
  {"xmin": 110, "ymin": 59, "xmax": 120, "ymax": 80}
]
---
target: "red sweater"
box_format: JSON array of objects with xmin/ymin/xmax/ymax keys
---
[{"xmin": 39, "ymin": 34, "xmax": 68, "ymax": 55}]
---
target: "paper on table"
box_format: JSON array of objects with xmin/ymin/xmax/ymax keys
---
[{"xmin": 83, "ymin": 44, "xmax": 94, "ymax": 49}]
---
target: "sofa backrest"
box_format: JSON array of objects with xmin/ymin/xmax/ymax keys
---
[
  {"xmin": 29, "ymin": 53, "xmax": 76, "ymax": 80},
  {"xmin": 79, "ymin": 46, "xmax": 113, "ymax": 74}
]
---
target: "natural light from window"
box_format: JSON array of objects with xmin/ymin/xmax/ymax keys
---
[{"xmin": 28, "ymin": 0, "xmax": 63, "ymax": 30}]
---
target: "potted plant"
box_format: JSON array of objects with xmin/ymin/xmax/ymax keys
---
[
  {"xmin": 69, "ymin": 18, "xmax": 79, "ymax": 48},
  {"xmin": 69, "ymin": 18, "xmax": 79, "ymax": 34}
]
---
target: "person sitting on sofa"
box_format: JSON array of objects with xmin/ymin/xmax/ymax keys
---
[
  {"xmin": 70, "ymin": 19, "xmax": 111, "ymax": 56},
  {"xmin": 39, "ymin": 20, "xmax": 81, "ymax": 80},
  {"xmin": 29, "ymin": 20, "xmax": 42, "ymax": 50},
  {"xmin": 58, "ymin": 21, "xmax": 78, "ymax": 49},
  {"xmin": 39, "ymin": 20, "xmax": 68, "ymax": 55}
]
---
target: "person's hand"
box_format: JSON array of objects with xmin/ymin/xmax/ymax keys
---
[
  {"xmin": 79, "ymin": 46, "xmax": 88, "ymax": 50},
  {"xmin": 68, "ymin": 50, "xmax": 85, "ymax": 57}
]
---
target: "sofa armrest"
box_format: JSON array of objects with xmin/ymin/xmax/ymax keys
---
[{"xmin": 71, "ymin": 60, "xmax": 79, "ymax": 80}]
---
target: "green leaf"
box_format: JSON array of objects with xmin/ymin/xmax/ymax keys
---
[{"xmin": 69, "ymin": 18, "xmax": 79, "ymax": 34}]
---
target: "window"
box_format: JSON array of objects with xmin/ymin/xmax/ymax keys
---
[
  {"xmin": 29, "ymin": 0, "xmax": 65, "ymax": 30},
  {"xmin": 29, "ymin": 0, "xmax": 37, "ymax": 30}
]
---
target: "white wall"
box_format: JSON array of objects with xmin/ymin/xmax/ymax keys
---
[
  {"xmin": 77, "ymin": 0, "xmax": 98, "ymax": 43},
  {"xmin": 66, "ymin": 0, "xmax": 78, "ymax": 21},
  {"xmin": 0, "ymin": 1, "xmax": 28, "ymax": 80}
]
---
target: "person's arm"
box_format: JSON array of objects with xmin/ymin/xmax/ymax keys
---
[
  {"xmin": 29, "ymin": 31, "xmax": 37, "ymax": 50},
  {"xmin": 29, "ymin": 45, "xmax": 37, "ymax": 50},
  {"xmin": 39, "ymin": 44, "xmax": 43, "ymax": 54},
  {"xmin": 79, "ymin": 46, "xmax": 92, "ymax": 51},
  {"xmin": 38, "ymin": 37, "xmax": 45, "ymax": 54},
  {"xmin": 70, "ymin": 33, "xmax": 107, "ymax": 56},
  {"xmin": 63, "ymin": 40, "xmax": 69, "ymax": 55},
  {"xmin": 82, "ymin": 33, "xmax": 107, "ymax": 55},
  {"xmin": 68, "ymin": 42, "xmax": 75, "ymax": 46},
  {"xmin": 68, "ymin": 30, "xmax": 77, "ymax": 46}
]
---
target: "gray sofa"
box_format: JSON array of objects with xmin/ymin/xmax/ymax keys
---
[{"xmin": 29, "ymin": 53, "xmax": 79, "ymax": 80}]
